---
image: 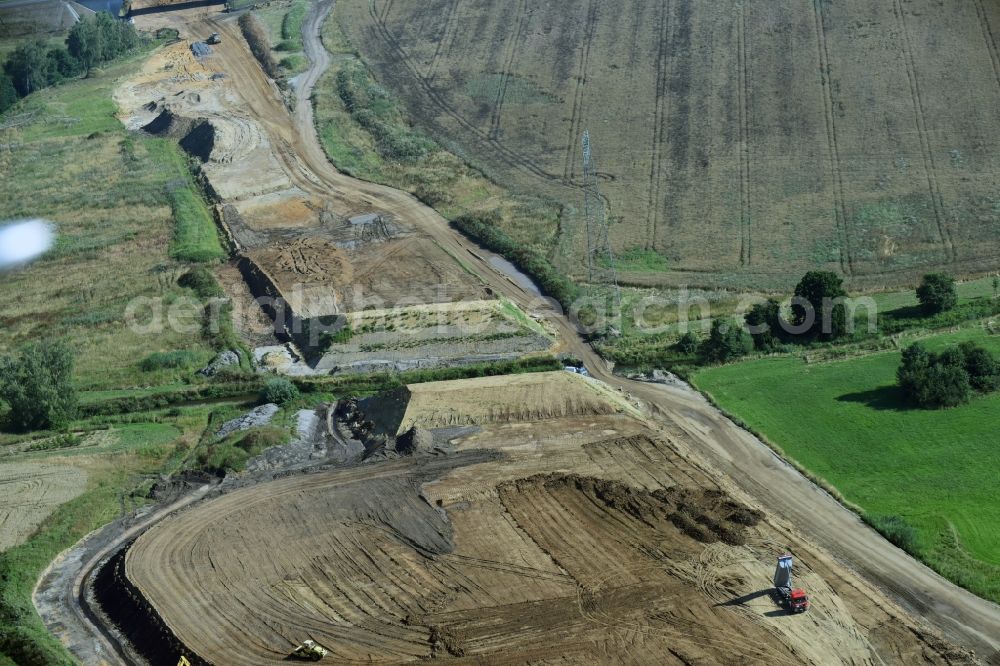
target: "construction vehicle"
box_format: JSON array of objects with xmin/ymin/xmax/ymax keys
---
[
  {"xmin": 177, "ymin": 657, "xmax": 191, "ymax": 666},
  {"xmin": 207, "ymin": 33, "xmax": 222, "ymax": 45},
  {"xmin": 291, "ymin": 639, "xmax": 329, "ymax": 661},
  {"xmin": 773, "ymin": 554, "xmax": 809, "ymax": 613}
]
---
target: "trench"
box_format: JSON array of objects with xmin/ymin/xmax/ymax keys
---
[{"xmin": 91, "ymin": 543, "xmax": 211, "ymax": 666}]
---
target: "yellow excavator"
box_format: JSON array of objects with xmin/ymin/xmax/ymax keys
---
[{"xmin": 291, "ymin": 639, "xmax": 330, "ymax": 661}]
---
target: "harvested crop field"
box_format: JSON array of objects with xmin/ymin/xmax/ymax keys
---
[
  {"xmin": 118, "ymin": 374, "xmax": 972, "ymax": 664},
  {"xmin": 331, "ymin": 0, "xmax": 1000, "ymax": 288},
  {"xmin": 0, "ymin": 463, "xmax": 87, "ymax": 552}
]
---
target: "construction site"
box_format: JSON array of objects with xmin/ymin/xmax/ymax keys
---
[
  {"xmin": 6, "ymin": 1, "xmax": 1000, "ymax": 665},
  {"xmin": 84, "ymin": 372, "xmax": 976, "ymax": 664}
]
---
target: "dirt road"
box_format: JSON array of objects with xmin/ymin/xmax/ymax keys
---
[{"xmin": 115, "ymin": 2, "xmax": 1000, "ymax": 661}]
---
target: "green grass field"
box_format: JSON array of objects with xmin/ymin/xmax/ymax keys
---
[
  {"xmin": 0, "ymin": 57, "xmax": 223, "ymax": 390},
  {"xmin": 694, "ymin": 327, "xmax": 1000, "ymax": 602}
]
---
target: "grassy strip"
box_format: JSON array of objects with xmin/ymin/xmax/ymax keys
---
[
  {"xmin": 167, "ymin": 186, "xmax": 224, "ymax": 263},
  {"xmin": 278, "ymin": 1, "xmax": 308, "ymax": 51},
  {"xmin": 877, "ymin": 297, "xmax": 1000, "ymax": 334},
  {"xmin": 693, "ymin": 327, "xmax": 1000, "ymax": 603},
  {"xmin": 79, "ymin": 356, "xmax": 564, "ymax": 417},
  {"xmin": 335, "ymin": 62, "xmax": 435, "ymax": 162},
  {"xmin": 78, "ymin": 382, "xmax": 261, "ymax": 418}
]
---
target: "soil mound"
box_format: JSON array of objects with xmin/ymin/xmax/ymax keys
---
[
  {"xmin": 178, "ymin": 120, "xmax": 216, "ymax": 162},
  {"xmin": 389, "ymin": 372, "xmax": 637, "ymax": 435},
  {"xmin": 499, "ymin": 474, "xmax": 763, "ymax": 548},
  {"xmin": 356, "ymin": 386, "xmax": 413, "ymax": 437},
  {"xmin": 142, "ymin": 108, "xmax": 197, "ymax": 138},
  {"xmin": 396, "ymin": 426, "xmax": 431, "ymax": 455}
]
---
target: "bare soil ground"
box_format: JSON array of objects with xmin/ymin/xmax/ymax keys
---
[
  {"xmin": 115, "ymin": 40, "xmax": 489, "ymax": 324},
  {"xmin": 123, "ymin": 373, "xmax": 974, "ymax": 664},
  {"xmin": 331, "ymin": 0, "xmax": 1000, "ymax": 289},
  {"xmin": 0, "ymin": 462, "xmax": 87, "ymax": 552}
]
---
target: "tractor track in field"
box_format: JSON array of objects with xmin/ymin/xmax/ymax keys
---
[
  {"xmin": 365, "ymin": 0, "xmax": 574, "ymax": 188},
  {"xmin": 425, "ymin": 0, "xmax": 459, "ymax": 81},
  {"xmin": 561, "ymin": 0, "xmax": 598, "ymax": 182},
  {"xmin": 736, "ymin": 3, "xmax": 752, "ymax": 267},
  {"xmin": 973, "ymin": 0, "xmax": 1000, "ymax": 95},
  {"xmin": 645, "ymin": 0, "xmax": 671, "ymax": 251},
  {"xmin": 488, "ymin": 0, "xmax": 528, "ymax": 141},
  {"xmin": 891, "ymin": 0, "xmax": 956, "ymax": 264},
  {"xmin": 811, "ymin": 0, "xmax": 853, "ymax": 275}
]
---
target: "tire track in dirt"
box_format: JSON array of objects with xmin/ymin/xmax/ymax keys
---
[
  {"xmin": 425, "ymin": 0, "xmax": 460, "ymax": 80},
  {"xmin": 561, "ymin": 0, "xmax": 598, "ymax": 182},
  {"xmin": 645, "ymin": 0, "xmax": 671, "ymax": 250},
  {"xmin": 488, "ymin": 0, "xmax": 528, "ymax": 141},
  {"xmin": 736, "ymin": 3, "xmax": 752, "ymax": 267},
  {"xmin": 811, "ymin": 0, "xmax": 853, "ymax": 275},
  {"xmin": 365, "ymin": 0, "xmax": 569, "ymax": 185},
  {"xmin": 973, "ymin": 0, "xmax": 1000, "ymax": 94},
  {"xmin": 891, "ymin": 0, "xmax": 956, "ymax": 263}
]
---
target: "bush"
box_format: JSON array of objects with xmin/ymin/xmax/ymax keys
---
[
  {"xmin": 238, "ymin": 13, "xmax": 280, "ymax": 79},
  {"xmin": 958, "ymin": 341, "xmax": 1000, "ymax": 392},
  {"xmin": 197, "ymin": 426, "xmax": 289, "ymax": 475},
  {"xmin": 320, "ymin": 325, "xmax": 354, "ymax": 347},
  {"xmin": 896, "ymin": 342, "xmax": 1000, "ymax": 408},
  {"xmin": 744, "ymin": 298, "xmax": 784, "ymax": 351},
  {"xmin": 260, "ymin": 378, "xmax": 299, "ymax": 405},
  {"xmin": 699, "ymin": 320, "xmax": 753, "ymax": 363},
  {"xmin": 0, "ymin": 74, "xmax": 17, "ymax": 113},
  {"xmin": 674, "ymin": 332, "xmax": 699, "ymax": 355},
  {"xmin": 139, "ymin": 350, "xmax": 201, "ymax": 372},
  {"xmin": 865, "ymin": 514, "xmax": 921, "ymax": 556},
  {"xmin": 279, "ymin": 55, "xmax": 307, "ymax": 71},
  {"xmin": 26, "ymin": 433, "xmax": 81, "ymax": 452},
  {"xmin": 916, "ymin": 273, "xmax": 957, "ymax": 315},
  {"xmin": 0, "ymin": 341, "xmax": 77, "ymax": 431}
]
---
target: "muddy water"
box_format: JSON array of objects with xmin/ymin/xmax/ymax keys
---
[{"xmin": 489, "ymin": 256, "xmax": 542, "ymax": 297}]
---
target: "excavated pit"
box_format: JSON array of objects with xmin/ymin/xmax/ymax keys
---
[{"xmin": 92, "ymin": 544, "xmax": 210, "ymax": 666}]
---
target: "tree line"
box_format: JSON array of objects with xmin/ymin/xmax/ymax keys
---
[
  {"xmin": 696, "ymin": 271, "xmax": 962, "ymax": 364},
  {"xmin": 1, "ymin": 13, "xmax": 141, "ymax": 114}
]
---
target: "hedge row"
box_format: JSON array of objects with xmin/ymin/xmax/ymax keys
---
[{"xmin": 238, "ymin": 13, "xmax": 280, "ymax": 79}]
